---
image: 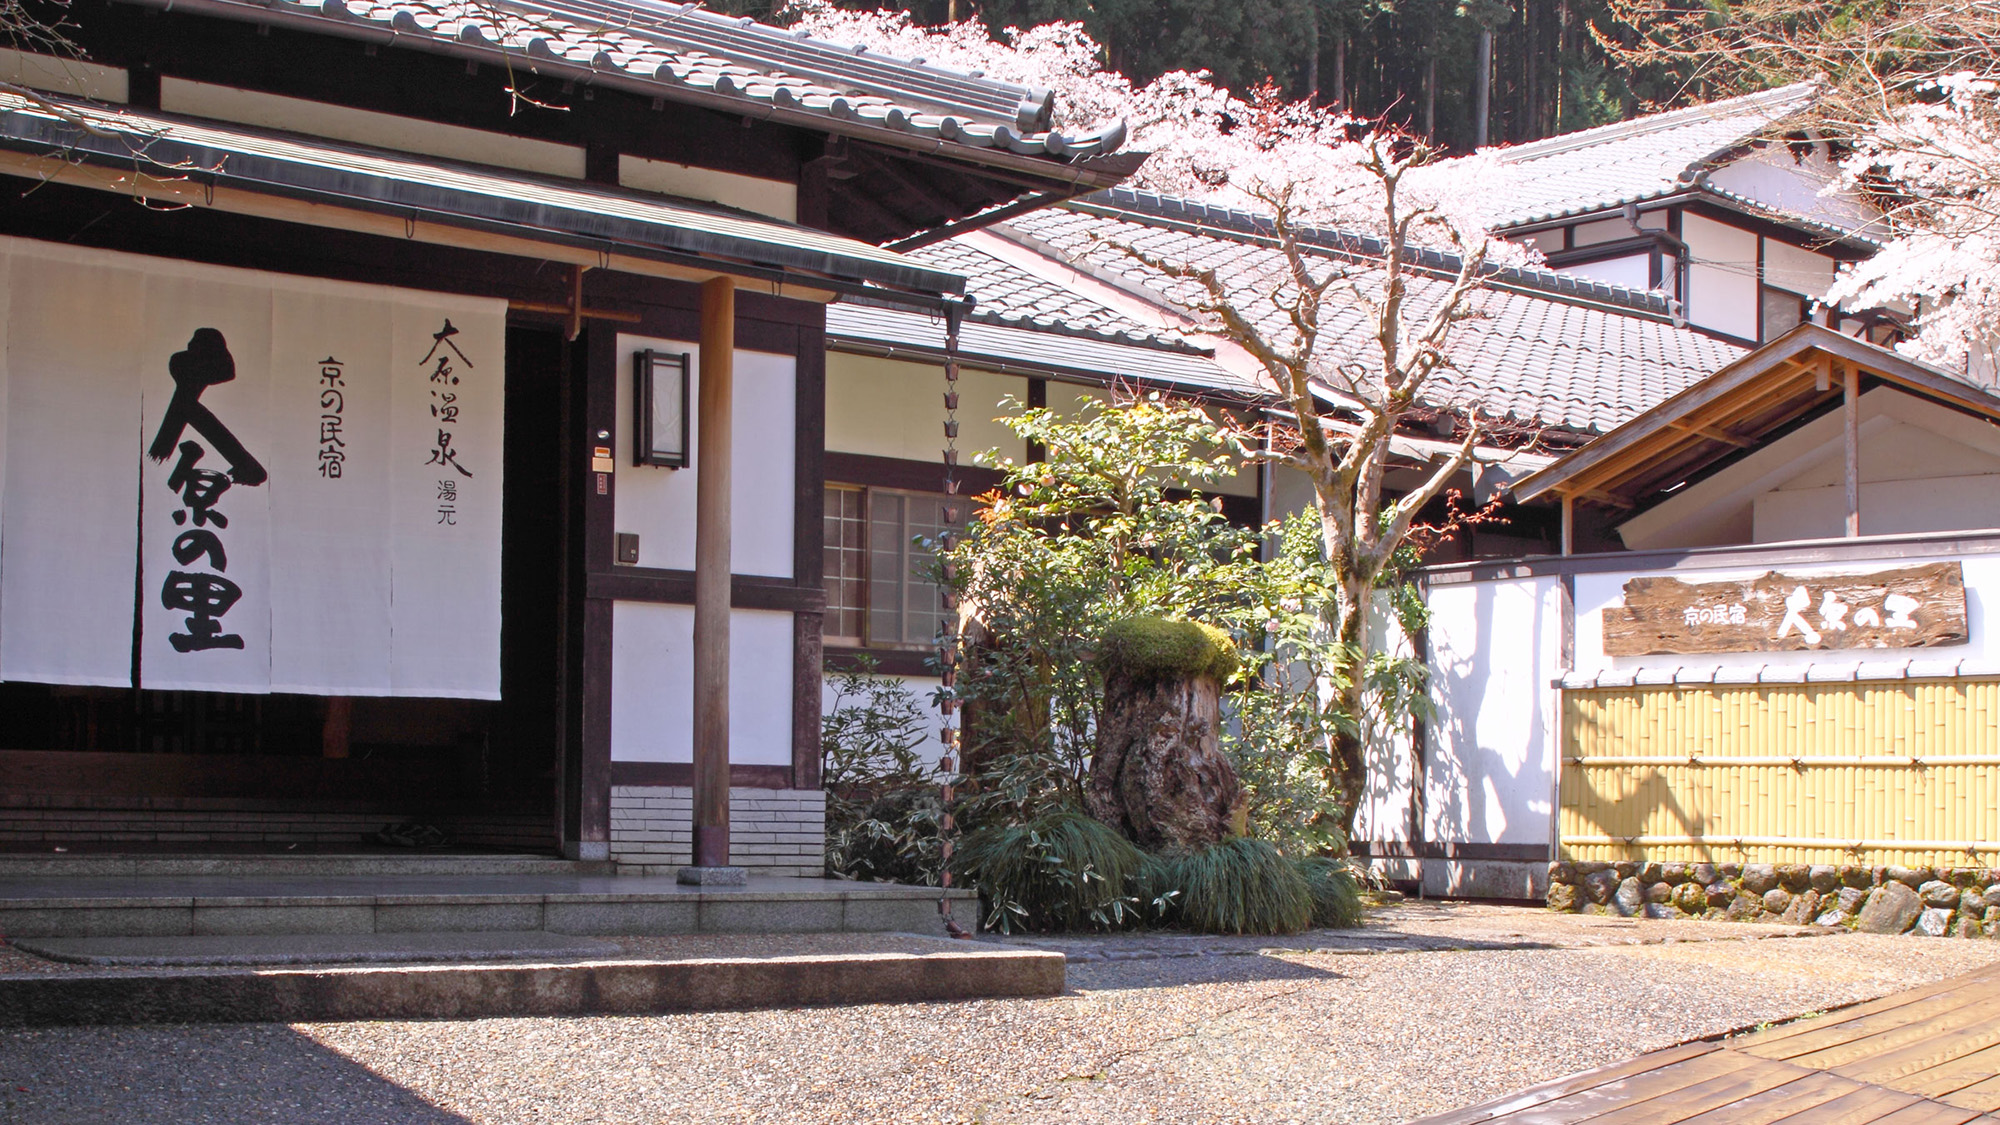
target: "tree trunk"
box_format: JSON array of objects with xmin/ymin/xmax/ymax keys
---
[
  {"xmin": 1331, "ymin": 579, "xmax": 1371, "ymax": 849},
  {"xmin": 1475, "ymin": 26, "xmax": 1493, "ymax": 147},
  {"xmin": 1087, "ymin": 671, "xmax": 1243, "ymax": 852},
  {"xmin": 1333, "ymin": 33, "xmax": 1346, "ymax": 110},
  {"xmin": 1421, "ymin": 56, "xmax": 1436, "ymax": 139},
  {"xmin": 1305, "ymin": 3, "xmax": 1319, "ymax": 101}
]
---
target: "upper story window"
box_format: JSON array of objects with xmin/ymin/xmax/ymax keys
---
[{"xmin": 823, "ymin": 484, "xmax": 951, "ymax": 650}]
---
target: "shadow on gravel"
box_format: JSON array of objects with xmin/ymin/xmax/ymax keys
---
[
  {"xmin": 1066, "ymin": 951, "xmax": 1351, "ymax": 990},
  {"xmin": 0, "ymin": 1023, "xmax": 471, "ymax": 1125}
]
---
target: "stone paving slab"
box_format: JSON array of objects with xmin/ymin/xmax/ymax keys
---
[{"xmin": 12, "ymin": 931, "xmax": 624, "ymax": 967}]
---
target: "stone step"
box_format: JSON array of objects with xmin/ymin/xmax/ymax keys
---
[
  {"xmin": 0, "ymin": 936, "xmax": 1061, "ymax": 1025},
  {"xmin": 11, "ymin": 930, "xmax": 622, "ymax": 967},
  {"xmin": 0, "ymin": 853, "xmax": 609, "ymax": 878},
  {"xmin": 0, "ymin": 872, "xmax": 979, "ymax": 938}
]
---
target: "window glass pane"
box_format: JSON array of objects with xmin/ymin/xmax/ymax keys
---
[
  {"xmin": 822, "ymin": 486, "xmax": 865, "ymax": 642},
  {"xmin": 1762, "ymin": 288, "xmax": 1805, "ymax": 340}
]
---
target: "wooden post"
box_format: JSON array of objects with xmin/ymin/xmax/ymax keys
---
[
  {"xmin": 1560, "ymin": 492, "xmax": 1574, "ymax": 556},
  {"xmin": 321, "ymin": 697, "xmax": 351, "ymax": 760},
  {"xmin": 691, "ymin": 276, "xmax": 734, "ymax": 870},
  {"xmin": 1843, "ymin": 363, "xmax": 1861, "ymax": 537}
]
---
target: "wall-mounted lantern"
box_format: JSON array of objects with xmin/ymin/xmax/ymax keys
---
[{"xmin": 634, "ymin": 349, "xmax": 691, "ymax": 468}]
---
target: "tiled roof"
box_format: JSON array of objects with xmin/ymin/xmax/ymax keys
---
[
  {"xmin": 0, "ymin": 88, "xmax": 966, "ymax": 297},
  {"xmin": 903, "ymin": 236, "xmax": 1195, "ymax": 349},
  {"xmin": 117, "ymin": 0, "xmax": 1128, "ymax": 162},
  {"xmin": 826, "ymin": 304, "xmax": 1262, "ymax": 399},
  {"xmin": 1481, "ymin": 83, "xmax": 1819, "ymax": 228},
  {"xmin": 1005, "ymin": 193, "xmax": 1747, "ymax": 436}
]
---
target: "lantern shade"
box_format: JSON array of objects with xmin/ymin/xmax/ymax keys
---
[{"xmin": 634, "ymin": 349, "xmax": 691, "ymax": 468}]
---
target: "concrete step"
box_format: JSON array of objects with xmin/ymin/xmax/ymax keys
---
[
  {"xmin": 0, "ymin": 871, "xmax": 980, "ymax": 938},
  {"xmin": 0, "ymin": 854, "xmax": 609, "ymax": 878},
  {"xmin": 12, "ymin": 930, "xmax": 622, "ymax": 967},
  {"xmin": 0, "ymin": 936, "xmax": 1062, "ymax": 1025}
]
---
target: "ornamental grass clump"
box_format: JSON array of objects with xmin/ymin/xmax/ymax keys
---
[
  {"xmin": 1152, "ymin": 837, "xmax": 1314, "ymax": 935},
  {"xmin": 954, "ymin": 810, "xmax": 1147, "ymax": 934},
  {"xmin": 1296, "ymin": 855, "xmax": 1367, "ymax": 929}
]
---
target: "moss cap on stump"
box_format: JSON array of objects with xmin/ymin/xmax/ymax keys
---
[{"xmin": 1098, "ymin": 616, "xmax": 1239, "ymax": 682}]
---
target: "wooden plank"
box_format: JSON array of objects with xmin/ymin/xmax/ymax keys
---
[
  {"xmin": 1673, "ymin": 1070, "xmax": 1870, "ymax": 1125},
  {"xmin": 1408, "ymin": 1042, "xmax": 1722, "ymax": 1125},
  {"xmin": 1585, "ymin": 1056, "xmax": 1820, "ymax": 1124},
  {"xmin": 1828, "ymin": 1013, "xmax": 2000, "ymax": 1088},
  {"xmin": 1771, "ymin": 982, "xmax": 2000, "ymax": 1065},
  {"xmin": 1475, "ymin": 1049, "xmax": 1761, "ymax": 1125},
  {"xmin": 1844, "ymin": 362, "xmax": 1862, "ymax": 537},
  {"xmin": 1864, "ymin": 1101, "xmax": 1991, "ymax": 1125},
  {"xmin": 1762, "ymin": 1085, "xmax": 1927, "ymax": 1125},
  {"xmin": 1737, "ymin": 979, "xmax": 1997, "ymax": 1057},
  {"xmin": 1940, "ymin": 1073, "xmax": 2000, "ymax": 1113},
  {"xmin": 1895, "ymin": 1043, "xmax": 2000, "ymax": 1101}
]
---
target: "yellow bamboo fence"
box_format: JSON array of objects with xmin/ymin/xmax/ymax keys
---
[{"xmin": 1559, "ymin": 678, "xmax": 2000, "ymax": 869}]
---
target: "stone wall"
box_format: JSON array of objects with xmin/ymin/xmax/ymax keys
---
[
  {"xmin": 609, "ymin": 786, "xmax": 826, "ymax": 878},
  {"xmin": 1546, "ymin": 860, "xmax": 2000, "ymax": 937}
]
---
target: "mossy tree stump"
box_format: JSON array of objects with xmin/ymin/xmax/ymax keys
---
[{"xmin": 1086, "ymin": 617, "xmax": 1245, "ymax": 851}]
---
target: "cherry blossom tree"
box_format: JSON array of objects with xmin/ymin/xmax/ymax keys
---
[{"xmin": 789, "ymin": 2, "xmax": 1520, "ymax": 842}]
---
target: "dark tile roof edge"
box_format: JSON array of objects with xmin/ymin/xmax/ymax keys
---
[
  {"xmin": 111, "ymin": 0, "xmax": 1134, "ymax": 170},
  {"xmin": 1073, "ymin": 188, "xmax": 1684, "ymax": 321}
]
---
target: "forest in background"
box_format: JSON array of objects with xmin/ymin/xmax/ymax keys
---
[{"xmin": 719, "ymin": 0, "xmax": 1738, "ymax": 153}]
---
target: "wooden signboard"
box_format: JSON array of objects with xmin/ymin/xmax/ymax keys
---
[{"xmin": 1602, "ymin": 562, "xmax": 1968, "ymax": 656}]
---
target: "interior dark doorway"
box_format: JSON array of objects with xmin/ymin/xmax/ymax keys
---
[{"xmin": 0, "ymin": 325, "xmax": 567, "ymax": 855}]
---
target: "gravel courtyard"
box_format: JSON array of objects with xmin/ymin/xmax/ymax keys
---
[{"xmin": 5, "ymin": 904, "xmax": 1999, "ymax": 1125}]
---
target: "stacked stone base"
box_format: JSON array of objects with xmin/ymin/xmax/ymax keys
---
[
  {"xmin": 609, "ymin": 787, "xmax": 826, "ymax": 878},
  {"xmin": 1547, "ymin": 860, "xmax": 2000, "ymax": 938}
]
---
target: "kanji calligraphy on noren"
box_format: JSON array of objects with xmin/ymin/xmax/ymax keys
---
[
  {"xmin": 0, "ymin": 236, "xmax": 505, "ymax": 699},
  {"xmin": 1601, "ymin": 563, "xmax": 1969, "ymax": 656}
]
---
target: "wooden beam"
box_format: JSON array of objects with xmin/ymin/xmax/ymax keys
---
[
  {"xmin": 1844, "ymin": 361, "xmax": 1861, "ymax": 537},
  {"xmin": 1560, "ymin": 493, "xmax": 1574, "ymax": 556},
  {"xmin": 1665, "ymin": 420, "xmax": 1756, "ymax": 448},
  {"xmin": 691, "ymin": 276, "xmax": 735, "ymax": 869},
  {"xmin": 1577, "ymin": 487, "xmax": 1635, "ymax": 509}
]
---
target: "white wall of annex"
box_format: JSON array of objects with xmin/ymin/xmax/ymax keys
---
[
  {"xmin": 1562, "ymin": 253, "xmax": 1651, "ymax": 292},
  {"xmin": 1682, "ymin": 213, "xmax": 1759, "ymax": 340},
  {"xmin": 826, "ymin": 353, "xmax": 1025, "ymax": 467},
  {"xmin": 1421, "ymin": 576, "xmax": 1564, "ymax": 848},
  {"xmin": 1708, "ymin": 146, "xmax": 1878, "ymax": 233},
  {"xmin": 822, "ymin": 672, "xmax": 949, "ymax": 770},
  {"xmin": 1573, "ymin": 553, "xmax": 2000, "ymax": 677},
  {"xmin": 613, "ymin": 335, "xmax": 794, "ymax": 577},
  {"xmin": 610, "ymin": 603, "xmax": 794, "ymax": 765}
]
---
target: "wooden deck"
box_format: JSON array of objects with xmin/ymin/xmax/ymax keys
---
[{"xmin": 1415, "ymin": 964, "xmax": 2000, "ymax": 1125}]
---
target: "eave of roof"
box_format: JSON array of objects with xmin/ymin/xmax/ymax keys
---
[
  {"xmin": 1511, "ymin": 323, "xmax": 2000, "ymax": 505},
  {"xmin": 825, "ymin": 303, "xmax": 1262, "ymax": 398},
  {"xmin": 110, "ymin": 0, "xmax": 1136, "ymax": 181},
  {"xmin": 0, "ymin": 89, "xmax": 967, "ymax": 300}
]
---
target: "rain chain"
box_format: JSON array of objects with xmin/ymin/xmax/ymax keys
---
[{"xmin": 936, "ymin": 305, "xmax": 968, "ymax": 937}]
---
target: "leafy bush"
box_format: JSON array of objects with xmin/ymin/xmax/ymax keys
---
[
  {"xmin": 954, "ymin": 810, "xmax": 1147, "ymax": 933},
  {"xmin": 1151, "ymin": 837, "xmax": 1314, "ymax": 935},
  {"xmin": 822, "ymin": 665, "xmax": 942, "ymax": 884},
  {"xmin": 1296, "ymin": 855, "xmax": 1367, "ymax": 929}
]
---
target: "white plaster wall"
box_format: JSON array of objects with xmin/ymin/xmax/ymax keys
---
[
  {"xmin": 618, "ymin": 155, "xmax": 797, "ymax": 223},
  {"xmin": 609, "ymin": 603, "xmax": 795, "ymax": 765},
  {"xmin": 821, "ymin": 672, "xmax": 949, "ymax": 770},
  {"xmin": 161, "ymin": 80, "xmax": 587, "ymax": 177},
  {"xmin": 1708, "ymin": 147, "xmax": 1878, "ymax": 233},
  {"xmin": 826, "ymin": 353, "xmax": 1025, "ymax": 466},
  {"xmin": 1762, "ymin": 239, "xmax": 1837, "ymax": 301},
  {"xmin": 0, "ymin": 47, "xmax": 127, "ymax": 101},
  {"xmin": 1355, "ymin": 595, "xmax": 1419, "ymax": 845},
  {"xmin": 1683, "ymin": 213, "xmax": 1760, "ymax": 340},
  {"xmin": 613, "ymin": 335, "xmax": 794, "ymax": 576},
  {"xmin": 1562, "ymin": 253, "xmax": 1651, "ymax": 292},
  {"xmin": 1573, "ymin": 553, "xmax": 2000, "ymax": 677},
  {"xmin": 1421, "ymin": 576, "xmax": 1565, "ymax": 848}
]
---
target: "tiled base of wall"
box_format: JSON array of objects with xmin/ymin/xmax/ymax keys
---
[{"xmin": 610, "ymin": 787, "xmax": 826, "ymax": 878}]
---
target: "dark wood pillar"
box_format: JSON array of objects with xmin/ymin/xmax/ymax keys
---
[{"xmin": 690, "ymin": 277, "xmax": 735, "ymax": 869}]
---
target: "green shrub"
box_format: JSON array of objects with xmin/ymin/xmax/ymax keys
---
[
  {"xmin": 1296, "ymin": 856, "xmax": 1366, "ymax": 929},
  {"xmin": 822, "ymin": 666, "xmax": 941, "ymax": 884},
  {"xmin": 1099, "ymin": 615, "xmax": 1240, "ymax": 682},
  {"xmin": 1152, "ymin": 838, "xmax": 1314, "ymax": 935},
  {"xmin": 955, "ymin": 811, "xmax": 1147, "ymax": 933}
]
